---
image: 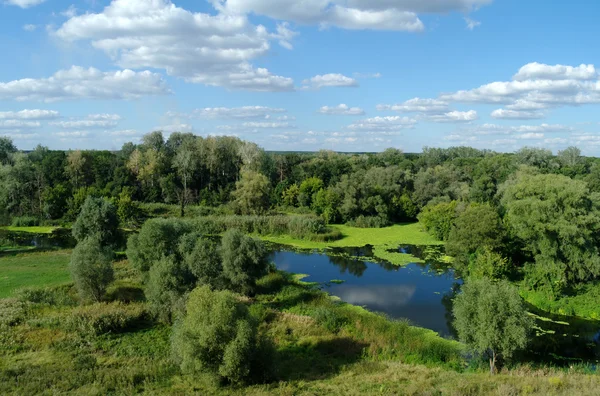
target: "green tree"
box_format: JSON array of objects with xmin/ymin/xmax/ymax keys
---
[
  {"xmin": 281, "ymin": 183, "xmax": 300, "ymax": 207},
  {"xmin": 500, "ymin": 171, "xmax": 600, "ymax": 294},
  {"xmin": 446, "ymin": 204, "xmax": 505, "ymax": 264},
  {"xmin": 116, "ymin": 189, "xmax": 140, "ymax": 226},
  {"xmin": 233, "ymin": 170, "xmax": 271, "ymax": 215},
  {"xmin": 220, "ymin": 229, "xmax": 269, "ymax": 295},
  {"xmin": 173, "ymin": 138, "xmax": 199, "ymax": 217},
  {"xmin": 70, "ymin": 237, "xmax": 114, "ymax": 303},
  {"xmin": 72, "ymin": 196, "xmax": 119, "ymax": 246},
  {"xmin": 453, "ymin": 278, "xmax": 532, "ymax": 374},
  {"xmin": 146, "ymin": 256, "xmax": 194, "ymax": 322},
  {"xmin": 180, "ymin": 235, "xmax": 224, "ymax": 290},
  {"xmin": 417, "ymin": 201, "xmax": 459, "ymax": 241},
  {"xmin": 0, "ymin": 136, "xmax": 16, "ymax": 165},
  {"xmin": 171, "ymin": 286, "xmax": 265, "ymax": 384},
  {"xmin": 298, "ymin": 177, "xmax": 324, "ymax": 207}
]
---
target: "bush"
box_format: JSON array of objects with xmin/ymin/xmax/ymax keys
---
[
  {"xmin": 417, "ymin": 201, "xmax": 459, "ymax": 241},
  {"xmin": 221, "ymin": 230, "xmax": 269, "ymax": 295},
  {"xmin": 0, "ymin": 298, "xmax": 30, "ymax": 326},
  {"xmin": 346, "ymin": 215, "xmax": 390, "ymax": 228},
  {"xmin": 146, "ymin": 256, "xmax": 194, "ymax": 323},
  {"xmin": 172, "ymin": 286, "xmax": 269, "ymax": 385},
  {"xmin": 15, "ymin": 286, "xmax": 77, "ymax": 307},
  {"xmin": 313, "ymin": 306, "xmax": 348, "ymax": 333},
  {"xmin": 70, "ymin": 237, "xmax": 114, "ymax": 303},
  {"xmin": 180, "ymin": 234, "xmax": 224, "ymax": 289},
  {"xmin": 11, "ymin": 216, "xmax": 39, "ymax": 227},
  {"xmin": 72, "ymin": 196, "xmax": 119, "ymax": 246},
  {"xmin": 66, "ymin": 302, "xmax": 149, "ymax": 336}
]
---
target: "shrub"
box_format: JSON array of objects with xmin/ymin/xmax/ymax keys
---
[
  {"xmin": 15, "ymin": 286, "xmax": 77, "ymax": 307},
  {"xmin": 0, "ymin": 298, "xmax": 30, "ymax": 326},
  {"xmin": 221, "ymin": 230, "xmax": 269, "ymax": 295},
  {"xmin": 11, "ymin": 216, "xmax": 39, "ymax": 227},
  {"xmin": 66, "ymin": 302, "xmax": 149, "ymax": 336},
  {"xmin": 180, "ymin": 234, "xmax": 224, "ymax": 289},
  {"xmin": 72, "ymin": 196, "xmax": 119, "ymax": 246},
  {"xmin": 172, "ymin": 286, "xmax": 268, "ymax": 385},
  {"xmin": 346, "ymin": 215, "xmax": 390, "ymax": 228},
  {"xmin": 126, "ymin": 218, "xmax": 194, "ymax": 272},
  {"xmin": 313, "ymin": 306, "xmax": 348, "ymax": 333},
  {"xmin": 70, "ymin": 237, "xmax": 114, "ymax": 303},
  {"xmin": 145, "ymin": 256, "xmax": 195, "ymax": 323}
]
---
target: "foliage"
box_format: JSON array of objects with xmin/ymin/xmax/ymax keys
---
[
  {"xmin": 180, "ymin": 234, "xmax": 224, "ymax": 289},
  {"xmin": 500, "ymin": 171, "xmax": 600, "ymax": 293},
  {"xmin": 72, "ymin": 196, "xmax": 119, "ymax": 246},
  {"xmin": 171, "ymin": 285, "xmax": 265, "ymax": 385},
  {"xmin": 453, "ymin": 278, "xmax": 533, "ymax": 373},
  {"xmin": 117, "ymin": 189, "xmax": 141, "ymax": 226},
  {"xmin": 69, "ymin": 237, "xmax": 114, "ymax": 303},
  {"xmin": 220, "ymin": 229, "xmax": 269, "ymax": 295},
  {"xmin": 233, "ymin": 170, "xmax": 271, "ymax": 215},
  {"xmin": 346, "ymin": 215, "xmax": 390, "ymax": 228},
  {"xmin": 417, "ymin": 201, "xmax": 459, "ymax": 241},
  {"xmin": 11, "ymin": 216, "xmax": 39, "ymax": 227},
  {"xmin": 66, "ymin": 302, "xmax": 148, "ymax": 336},
  {"xmin": 446, "ymin": 204, "xmax": 505, "ymax": 264},
  {"xmin": 466, "ymin": 247, "xmax": 512, "ymax": 280},
  {"xmin": 299, "ymin": 177, "xmax": 324, "ymax": 207},
  {"xmin": 0, "ymin": 298, "xmax": 30, "ymax": 326},
  {"xmin": 145, "ymin": 256, "xmax": 193, "ymax": 322}
]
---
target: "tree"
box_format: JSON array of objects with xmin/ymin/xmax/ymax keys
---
[
  {"xmin": 232, "ymin": 170, "xmax": 271, "ymax": 215},
  {"xmin": 281, "ymin": 184, "xmax": 300, "ymax": 207},
  {"xmin": 298, "ymin": 177, "xmax": 324, "ymax": 207},
  {"xmin": 171, "ymin": 286, "xmax": 266, "ymax": 384},
  {"xmin": 146, "ymin": 256, "xmax": 194, "ymax": 322},
  {"xmin": 116, "ymin": 189, "xmax": 140, "ymax": 226},
  {"xmin": 70, "ymin": 237, "xmax": 114, "ymax": 303},
  {"xmin": 220, "ymin": 229, "xmax": 269, "ymax": 295},
  {"xmin": 180, "ymin": 235, "xmax": 224, "ymax": 289},
  {"xmin": 72, "ymin": 196, "xmax": 119, "ymax": 246},
  {"xmin": 65, "ymin": 150, "xmax": 87, "ymax": 189},
  {"xmin": 446, "ymin": 204, "xmax": 505, "ymax": 264},
  {"xmin": 173, "ymin": 138, "xmax": 199, "ymax": 217},
  {"xmin": 0, "ymin": 136, "xmax": 16, "ymax": 165},
  {"xmin": 453, "ymin": 278, "xmax": 532, "ymax": 374},
  {"xmin": 500, "ymin": 171, "xmax": 600, "ymax": 294},
  {"xmin": 417, "ymin": 201, "xmax": 459, "ymax": 241}
]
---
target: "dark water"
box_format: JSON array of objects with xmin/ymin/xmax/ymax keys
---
[
  {"xmin": 270, "ymin": 244, "xmax": 459, "ymax": 337},
  {"xmin": 0, "ymin": 229, "xmax": 76, "ymax": 250},
  {"xmin": 269, "ymin": 244, "xmax": 600, "ymax": 364}
]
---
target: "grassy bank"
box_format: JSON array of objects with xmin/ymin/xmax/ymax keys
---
[
  {"xmin": 520, "ymin": 282, "xmax": 600, "ymax": 320},
  {"xmin": 0, "ymin": 226, "xmax": 59, "ymax": 234},
  {"xmin": 0, "ymin": 250, "xmax": 71, "ymax": 298}
]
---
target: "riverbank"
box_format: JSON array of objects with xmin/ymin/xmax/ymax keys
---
[{"xmin": 520, "ymin": 283, "xmax": 600, "ymax": 321}]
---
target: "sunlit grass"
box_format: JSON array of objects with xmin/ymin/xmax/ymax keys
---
[{"xmin": 0, "ymin": 226, "xmax": 59, "ymax": 234}]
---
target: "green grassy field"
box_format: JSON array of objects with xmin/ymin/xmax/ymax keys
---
[
  {"xmin": 261, "ymin": 223, "xmax": 444, "ymax": 265},
  {"xmin": 0, "ymin": 250, "xmax": 71, "ymax": 298},
  {"xmin": 0, "ymin": 226, "xmax": 59, "ymax": 234}
]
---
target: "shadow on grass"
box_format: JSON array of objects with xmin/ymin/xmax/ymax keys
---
[
  {"xmin": 106, "ymin": 285, "xmax": 146, "ymax": 303},
  {"xmin": 274, "ymin": 336, "xmax": 368, "ymax": 381}
]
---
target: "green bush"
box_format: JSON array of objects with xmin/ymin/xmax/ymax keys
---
[
  {"xmin": 70, "ymin": 237, "xmax": 114, "ymax": 303},
  {"xmin": 11, "ymin": 216, "xmax": 39, "ymax": 227},
  {"xmin": 417, "ymin": 201, "xmax": 459, "ymax": 241},
  {"xmin": 0, "ymin": 298, "xmax": 30, "ymax": 326},
  {"xmin": 72, "ymin": 196, "xmax": 119, "ymax": 246},
  {"xmin": 66, "ymin": 302, "xmax": 149, "ymax": 336},
  {"xmin": 346, "ymin": 215, "xmax": 390, "ymax": 228},
  {"xmin": 146, "ymin": 256, "xmax": 194, "ymax": 323},
  {"xmin": 313, "ymin": 306, "xmax": 348, "ymax": 333},
  {"xmin": 180, "ymin": 234, "xmax": 224, "ymax": 289},
  {"xmin": 15, "ymin": 286, "xmax": 77, "ymax": 307},
  {"xmin": 221, "ymin": 229, "xmax": 269, "ymax": 295},
  {"xmin": 172, "ymin": 286, "xmax": 269, "ymax": 385}
]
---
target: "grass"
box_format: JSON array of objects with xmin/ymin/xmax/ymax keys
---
[
  {"xmin": 260, "ymin": 222, "xmax": 443, "ymax": 266},
  {"xmin": 0, "ymin": 226, "xmax": 59, "ymax": 234},
  {"xmin": 0, "ymin": 250, "xmax": 71, "ymax": 298},
  {"xmin": 521, "ymin": 282, "xmax": 600, "ymax": 320}
]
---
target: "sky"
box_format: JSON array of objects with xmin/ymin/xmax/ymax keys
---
[{"xmin": 1, "ymin": 0, "xmax": 600, "ymax": 154}]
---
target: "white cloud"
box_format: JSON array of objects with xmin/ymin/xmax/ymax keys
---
[
  {"xmin": 23, "ymin": 24, "xmax": 37, "ymax": 32},
  {"xmin": 377, "ymin": 98, "xmax": 450, "ymax": 113},
  {"xmin": 439, "ymin": 62, "xmax": 600, "ymax": 116},
  {"xmin": 426, "ymin": 110, "xmax": 478, "ymax": 123},
  {"xmin": 0, "ymin": 66, "xmax": 170, "ymax": 102},
  {"xmin": 516, "ymin": 132, "xmax": 545, "ymax": 140},
  {"xmin": 108, "ymin": 129, "xmax": 139, "ymax": 136},
  {"xmin": 87, "ymin": 114, "xmax": 122, "ymax": 121},
  {"xmin": 55, "ymin": 0, "xmax": 294, "ymax": 92},
  {"xmin": 513, "ymin": 63, "xmax": 597, "ymax": 81},
  {"xmin": 302, "ymin": 74, "xmax": 358, "ymax": 90},
  {"xmin": 50, "ymin": 120, "xmax": 118, "ymax": 129},
  {"xmin": 348, "ymin": 116, "xmax": 416, "ymax": 132},
  {"xmin": 491, "ymin": 109, "xmax": 545, "ymax": 120},
  {"xmin": 318, "ymin": 104, "xmax": 365, "ymax": 115},
  {"xmin": 5, "ymin": 0, "xmax": 45, "ymax": 8},
  {"xmin": 0, "ymin": 109, "xmax": 60, "ymax": 120},
  {"xmin": 454, "ymin": 123, "xmax": 573, "ymax": 137},
  {"xmin": 271, "ymin": 22, "xmax": 298, "ymax": 50},
  {"xmin": 214, "ymin": 0, "xmax": 494, "ymax": 32},
  {"xmin": 61, "ymin": 5, "xmax": 77, "ymax": 18},
  {"xmin": 0, "ymin": 120, "xmax": 41, "ymax": 129},
  {"xmin": 464, "ymin": 17, "xmax": 481, "ymax": 30},
  {"xmin": 156, "ymin": 124, "xmax": 194, "ymax": 134},
  {"xmin": 171, "ymin": 106, "xmax": 286, "ymax": 120},
  {"xmin": 242, "ymin": 122, "xmax": 293, "ymax": 128},
  {"xmin": 54, "ymin": 131, "xmax": 91, "ymax": 138},
  {"xmin": 353, "ymin": 72, "xmax": 382, "ymax": 79}
]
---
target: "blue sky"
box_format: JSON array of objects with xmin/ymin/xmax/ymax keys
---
[{"xmin": 1, "ymin": 0, "xmax": 600, "ymax": 153}]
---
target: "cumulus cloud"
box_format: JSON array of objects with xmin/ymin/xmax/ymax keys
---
[
  {"xmin": 5, "ymin": 0, "xmax": 45, "ymax": 8},
  {"xmin": 426, "ymin": 110, "xmax": 478, "ymax": 123},
  {"xmin": 455, "ymin": 123, "xmax": 573, "ymax": 137},
  {"xmin": 108, "ymin": 129, "xmax": 139, "ymax": 136},
  {"xmin": 0, "ymin": 120, "xmax": 41, "ymax": 129},
  {"xmin": 213, "ymin": 0, "xmax": 493, "ymax": 32},
  {"xmin": 318, "ymin": 104, "xmax": 365, "ymax": 115},
  {"xmin": 54, "ymin": 131, "xmax": 91, "ymax": 138},
  {"xmin": 377, "ymin": 98, "xmax": 450, "ymax": 113},
  {"xmin": 155, "ymin": 124, "xmax": 194, "ymax": 134},
  {"xmin": 491, "ymin": 109, "xmax": 545, "ymax": 120},
  {"xmin": 87, "ymin": 114, "xmax": 122, "ymax": 121},
  {"xmin": 55, "ymin": 0, "xmax": 294, "ymax": 92},
  {"xmin": 347, "ymin": 116, "xmax": 416, "ymax": 133},
  {"xmin": 170, "ymin": 106, "xmax": 286, "ymax": 120},
  {"xmin": 50, "ymin": 120, "xmax": 118, "ymax": 129},
  {"xmin": 0, "ymin": 66, "xmax": 170, "ymax": 102},
  {"xmin": 0, "ymin": 110, "xmax": 60, "ymax": 120},
  {"xmin": 440, "ymin": 62, "xmax": 600, "ymax": 115},
  {"xmin": 302, "ymin": 74, "xmax": 358, "ymax": 90}
]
